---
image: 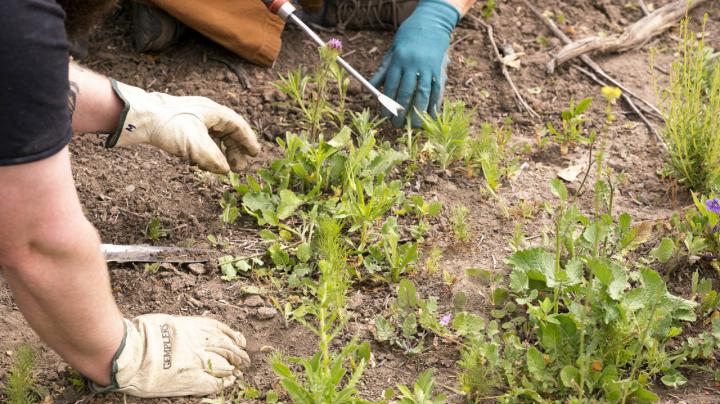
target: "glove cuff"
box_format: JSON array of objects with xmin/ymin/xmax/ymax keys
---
[
  {"xmin": 418, "ymin": 0, "xmax": 461, "ymax": 29},
  {"xmin": 106, "ymin": 79, "xmax": 132, "ymax": 148},
  {"xmin": 88, "ymin": 319, "xmax": 130, "ymax": 394}
]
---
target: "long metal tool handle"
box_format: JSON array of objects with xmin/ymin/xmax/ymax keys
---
[{"xmin": 286, "ymin": 14, "xmax": 382, "ymax": 98}]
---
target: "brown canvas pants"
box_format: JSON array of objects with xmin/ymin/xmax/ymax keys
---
[{"xmin": 144, "ymin": 0, "xmax": 324, "ymax": 67}]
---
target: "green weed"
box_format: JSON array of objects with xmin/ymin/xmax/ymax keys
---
[
  {"xmin": 661, "ymin": 18, "xmax": 720, "ymax": 192},
  {"xmin": 466, "ymin": 119, "xmax": 518, "ymax": 191},
  {"xmin": 4, "ymin": 344, "xmax": 40, "ymax": 404},
  {"xmin": 451, "ymin": 179, "xmax": 718, "ymax": 402},
  {"xmin": 145, "ymin": 217, "xmax": 169, "ymax": 240},
  {"xmin": 451, "ymin": 205, "xmax": 470, "ymax": 243},
  {"xmin": 270, "ymin": 217, "xmax": 371, "ymax": 403},
  {"xmin": 419, "ymin": 100, "xmax": 473, "ymax": 171},
  {"xmin": 396, "ymin": 369, "xmax": 447, "ymax": 403},
  {"xmin": 546, "ymin": 97, "xmax": 593, "ymax": 155}
]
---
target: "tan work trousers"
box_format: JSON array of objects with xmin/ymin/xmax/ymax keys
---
[{"xmin": 145, "ymin": 0, "xmax": 323, "ymax": 66}]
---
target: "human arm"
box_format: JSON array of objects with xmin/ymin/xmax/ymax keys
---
[
  {"xmin": 370, "ymin": 0, "xmax": 476, "ymax": 127},
  {"xmin": 68, "ymin": 62, "xmax": 262, "ymax": 173}
]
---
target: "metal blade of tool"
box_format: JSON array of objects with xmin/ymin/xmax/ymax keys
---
[
  {"xmin": 263, "ymin": 0, "xmax": 405, "ymax": 117},
  {"xmin": 101, "ymin": 244, "xmax": 209, "ymax": 263}
]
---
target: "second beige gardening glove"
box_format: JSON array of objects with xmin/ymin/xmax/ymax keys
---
[
  {"xmin": 107, "ymin": 81, "xmax": 261, "ymax": 173},
  {"xmin": 93, "ymin": 314, "xmax": 251, "ymax": 398}
]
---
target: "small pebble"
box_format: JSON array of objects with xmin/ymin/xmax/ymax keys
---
[
  {"xmin": 187, "ymin": 263, "xmax": 206, "ymax": 275},
  {"xmin": 244, "ymin": 295, "xmax": 264, "ymax": 307},
  {"xmin": 255, "ymin": 307, "xmax": 278, "ymax": 320}
]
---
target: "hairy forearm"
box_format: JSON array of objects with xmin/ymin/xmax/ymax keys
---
[
  {"xmin": 446, "ymin": 0, "xmax": 476, "ymax": 15},
  {"xmin": 69, "ymin": 62, "xmax": 124, "ymax": 134}
]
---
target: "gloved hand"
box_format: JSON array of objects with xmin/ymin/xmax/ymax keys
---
[
  {"xmin": 93, "ymin": 314, "xmax": 251, "ymax": 398},
  {"xmin": 108, "ymin": 81, "xmax": 261, "ymax": 174},
  {"xmin": 369, "ymin": 0, "xmax": 460, "ymax": 128}
]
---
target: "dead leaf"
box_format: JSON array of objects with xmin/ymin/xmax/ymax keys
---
[
  {"xmin": 557, "ymin": 164, "xmax": 585, "ymax": 182},
  {"xmin": 501, "ymin": 52, "xmax": 525, "ymax": 69}
]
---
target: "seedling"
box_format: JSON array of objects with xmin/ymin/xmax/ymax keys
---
[
  {"xmin": 546, "ymin": 97, "xmax": 592, "ymax": 155},
  {"xmin": 451, "ymin": 205, "xmax": 471, "ymax": 243},
  {"xmin": 419, "ymin": 100, "xmax": 473, "ymax": 171},
  {"xmin": 396, "ymin": 369, "xmax": 447, "ymax": 404},
  {"xmin": 145, "ymin": 217, "xmax": 169, "ymax": 240},
  {"xmin": 4, "ymin": 344, "xmax": 43, "ymax": 404}
]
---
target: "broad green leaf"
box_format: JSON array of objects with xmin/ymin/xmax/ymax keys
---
[
  {"xmin": 242, "ymin": 191, "xmax": 275, "ymax": 213},
  {"xmin": 296, "ymin": 243, "xmax": 312, "ymax": 263},
  {"xmin": 507, "ymin": 248, "xmax": 557, "ymax": 288},
  {"xmin": 398, "ymin": 279, "xmax": 418, "ymax": 309},
  {"xmin": 660, "ymin": 372, "xmax": 687, "ymax": 388},
  {"xmin": 526, "ymin": 346, "xmax": 546, "ymax": 373},
  {"xmin": 560, "ymin": 365, "xmax": 580, "ymax": 388},
  {"xmin": 550, "ymin": 178, "xmax": 568, "ymax": 201},
  {"xmin": 327, "ymin": 126, "xmax": 352, "ymax": 148},
  {"xmin": 277, "ymin": 189, "xmax": 303, "ymax": 220},
  {"xmin": 575, "ymin": 97, "xmax": 592, "ymax": 114},
  {"xmin": 650, "ymin": 237, "xmax": 675, "ymax": 263},
  {"xmin": 625, "ymin": 268, "xmax": 667, "ymax": 311},
  {"xmin": 452, "ymin": 312, "xmax": 485, "ymax": 337}
]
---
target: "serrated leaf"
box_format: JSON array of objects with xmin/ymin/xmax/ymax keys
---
[
  {"xmin": 651, "ymin": 238, "xmax": 675, "ymax": 263},
  {"xmin": 527, "ymin": 347, "xmax": 546, "ymax": 373},
  {"xmin": 560, "ymin": 365, "xmax": 580, "ymax": 388},
  {"xmin": 296, "ymin": 243, "xmax": 312, "ymax": 263},
  {"xmin": 507, "ymin": 248, "xmax": 557, "ymax": 287},
  {"xmin": 398, "ymin": 279, "xmax": 418, "ymax": 309}
]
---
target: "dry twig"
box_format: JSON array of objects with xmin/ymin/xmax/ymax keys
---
[
  {"xmin": 467, "ymin": 14, "xmax": 540, "ymax": 120},
  {"xmin": 548, "ymin": 0, "xmax": 708, "ymax": 72},
  {"xmin": 638, "ymin": 0, "xmax": 651, "ymax": 16}
]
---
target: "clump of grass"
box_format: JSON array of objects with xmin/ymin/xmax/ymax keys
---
[
  {"xmin": 662, "ymin": 17, "xmax": 720, "ymax": 192},
  {"xmin": 4, "ymin": 344, "xmax": 39, "ymax": 404}
]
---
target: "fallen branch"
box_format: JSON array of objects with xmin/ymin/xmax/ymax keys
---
[
  {"xmin": 467, "ymin": 15, "xmax": 540, "ymax": 120},
  {"xmin": 548, "ymin": 0, "xmax": 708, "ymax": 72},
  {"xmin": 521, "ymin": 0, "xmax": 664, "ymax": 140},
  {"xmin": 638, "ymin": 0, "xmax": 651, "ymax": 16}
]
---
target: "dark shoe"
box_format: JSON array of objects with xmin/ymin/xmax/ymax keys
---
[
  {"xmin": 131, "ymin": 3, "xmax": 185, "ymax": 52},
  {"xmin": 332, "ymin": 0, "xmax": 418, "ymax": 30}
]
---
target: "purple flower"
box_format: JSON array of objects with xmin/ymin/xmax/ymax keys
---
[
  {"xmin": 439, "ymin": 313, "xmax": 452, "ymax": 327},
  {"xmin": 706, "ymin": 198, "xmax": 720, "ymax": 214},
  {"xmin": 327, "ymin": 38, "xmax": 343, "ymax": 51}
]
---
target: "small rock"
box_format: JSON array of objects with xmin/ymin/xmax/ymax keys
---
[
  {"xmin": 187, "ymin": 263, "xmax": 206, "ymax": 275},
  {"xmin": 125, "ymin": 184, "xmax": 136, "ymax": 193},
  {"xmin": 348, "ymin": 291, "xmax": 364, "ymax": 311},
  {"xmin": 255, "ymin": 307, "xmax": 278, "ymax": 320},
  {"xmin": 244, "ymin": 295, "xmax": 264, "ymax": 307},
  {"xmin": 425, "ymin": 174, "xmax": 439, "ymax": 184}
]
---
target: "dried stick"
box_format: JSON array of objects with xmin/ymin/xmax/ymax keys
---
[
  {"xmin": 467, "ymin": 15, "xmax": 540, "ymax": 120},
  {"xmin": 521, "ymin": 0, "xmax": 663, "ymax": 125},
  {"xmin": 548, "ymin": 0, "xmax": 708, "ymax": 72},
  {"xmin": 638, "ymin": 0, "xmax": 651, "ymax": 16},
  {"xmin": 571, "ymin": 64, "xmax": 667, "ymax": 149}
]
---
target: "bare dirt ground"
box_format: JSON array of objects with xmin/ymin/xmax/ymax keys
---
[{"xmin": 1, "ymin": 0, "xmax": 719, "ymax": 403}]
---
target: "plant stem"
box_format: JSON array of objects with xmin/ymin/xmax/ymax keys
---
[{"xmin": 621, "ymin": 303, "xmax": 659, "ymax": 404}]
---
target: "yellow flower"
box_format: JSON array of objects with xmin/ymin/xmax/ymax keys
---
[{"xmin": 601, "ymin": 86, "xmax": 622, "ymax": 102}]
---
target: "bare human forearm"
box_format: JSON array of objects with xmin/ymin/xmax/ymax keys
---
[
  {"xmin": 0, "ymin": 148, "xmax": 125, "ymax": 386},
  {"xmin": 69, "ymin": 61, "xmax": 124, "ymax": 134}
]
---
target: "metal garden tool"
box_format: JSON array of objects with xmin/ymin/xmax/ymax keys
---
[
  {"xmin": 101, "ymin": 243, "xmax": 209, "ymax": 263},
  {"xmin": 261, "ymin": 0, "xmax": 405, "ymax": 117}
]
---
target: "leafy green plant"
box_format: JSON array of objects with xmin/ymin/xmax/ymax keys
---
[
  {"xmin": 481, "ymin": 0, "xmax": 496, "ymax": 18},
  {"xmin": 374, "ymin": 279, "xmax": 444, "ymax": 354},
  {"xmin": 451, "ymin": 180, "xmax": 717, "ymax": 403},
  {"xmin": 145, "ymin": 217, "xmax": 169, "ymax": 240},
  {"xmin": 451, "ymin": 205, "xmax": 470, "ymax": 243},
  {"xmin": 396, "ymin": 369, "xmax": 447, "ymax": 404},
  {"xmin": 4, "ymin": 344, "xmax": 41, "ymax": 404},
  {"xmin": 546, "ymin": 97, "xmax": 593, "ymax": 155},
  {"xmin": 419, "ymin": 100, "xmax": 473, "ymax": 171},
  {"xmin": 661, "ymin": 18, "xmax": 720, "ymax": 192},
  {"xmin": 271, "ymin": 218, "xmax": 370, "ymax": 403},
  {"xmin": 465, "ymin": 119, "xmax": 518, "ymax": 191}
]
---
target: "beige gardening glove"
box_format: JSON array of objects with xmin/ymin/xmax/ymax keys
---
[
  {"xmin": 107, "ymin": 80, "xmax": 261, "ymax": 173},
  {"xmin": 93, "ymin": 314, "xmax": 251, "ymax": 398}
]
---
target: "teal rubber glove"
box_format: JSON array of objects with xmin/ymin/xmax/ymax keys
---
[{"xmin": 369, "ymin": 0, "xmax": 460, "ymax": 128}]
